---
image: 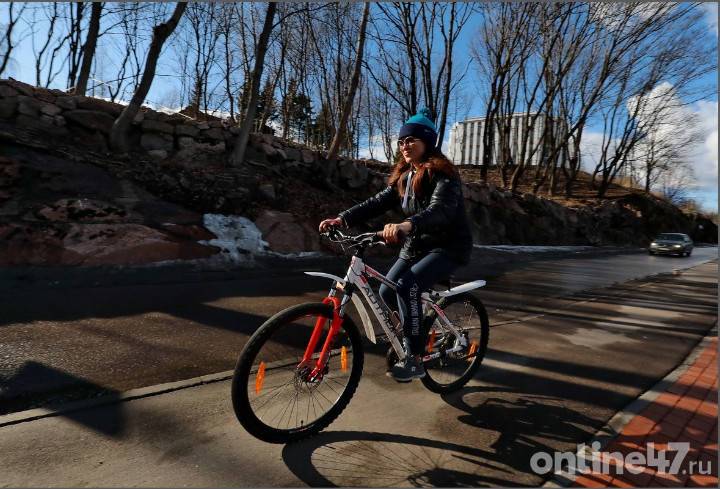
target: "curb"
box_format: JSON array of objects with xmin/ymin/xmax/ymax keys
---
[
  {"xmin": 0, "ymin": 370, "xmax": 233, "ymax": 429},
  {"xmin": 542, "ymin": 323, "xmax": 719, "ymax": 487}
]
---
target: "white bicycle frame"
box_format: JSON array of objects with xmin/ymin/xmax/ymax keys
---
[{"xmin": 305, "ymin": 255, "xmax": 486, "ymax": 362}]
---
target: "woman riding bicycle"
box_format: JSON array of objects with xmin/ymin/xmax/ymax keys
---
[{"xmin": 319, "ymin": 108, "xmax": 473, "ymax": 382}]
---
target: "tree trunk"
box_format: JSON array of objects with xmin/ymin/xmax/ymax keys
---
[
  {"xmin": 74, "ymin": 2, "xmax": 103, "ymax": 95},
  {"xmin": 597, "ymin": 172, "xmax": 611, "ymax": 199},
  {"xmin": 509, "ymin": 163, "xmax": 524, "ymax": 192},
  {"xmin": 0, "ymin": 3, "xmax": 24, "ymax": 76},
  {"xmin": 230, "ymin": 2, "xmax": 277, "ymax": 166},
  {"xmin": 326, "ymin": 2, "xmax": 369, "ymax": 161},
  {"xmin": 109, "ymin": 3, "xmax": 187, "ymax": 151}
]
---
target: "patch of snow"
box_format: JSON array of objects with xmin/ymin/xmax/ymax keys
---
[
  {"xmin": 473, "ymin": 245, "xmax": 597, "ymax": 253},
  {"xmin": 200, "ymin": 214, "xmax": 269, "ymax": 263},
  {"xmin": 198, "ymin": 214, "xmax": 328, "ymax": 265}
]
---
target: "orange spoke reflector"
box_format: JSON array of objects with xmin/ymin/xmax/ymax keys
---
[
  {"xmin": 468, "ymin": 342, "xmax": 478, "ymax": 362},
  {"xmin": 255, "ymin": 361, "xmax": 266, "ymax": 393},
  {"xmin": 427, "ymin": 330, "xmax": 437, "ymax": 353},
  {"xmin": 341, "ymin": 346, "xmax": 348, "ymax": 371}
]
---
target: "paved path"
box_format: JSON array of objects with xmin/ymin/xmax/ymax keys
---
[
  {"xmin": 0, "ymin": 260, "xmax": 716, "ymax": 487},
  {"xmin": 1, "ymin": 247, "xmax": 716, "ymax": 414},
  {"xmin": 571, "ymin": 335, "xmax": 718, "ymax": 488}
]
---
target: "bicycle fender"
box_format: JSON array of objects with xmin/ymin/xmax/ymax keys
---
[
  {"xmin": 436, "ymin": 280, "xmax": 487, "ymax": 297},
  {"xmin": 303, "ymin": 271, "xmax": 346, "ymax": 284}
]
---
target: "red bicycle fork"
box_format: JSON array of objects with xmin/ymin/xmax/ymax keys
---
[{"xmin": 301, "ymin": 296, "xmax": 343, "ymax": 380}]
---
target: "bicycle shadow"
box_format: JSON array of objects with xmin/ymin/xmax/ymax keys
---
[
  {"xmin": 281, "ymin": 430, "xmax": 533, "ymax": 487},
  {"xmin": 439, "ymin": 386, "xmax": 601, "ymax": 475}
]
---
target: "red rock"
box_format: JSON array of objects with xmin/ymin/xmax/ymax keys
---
[
  {"xmin": 159, "ymin": 223, "xmax": 216, "ymax": 241},
  {"xmin": 0, "ymin": 224, "xmax": 72, "ymax": 266},
  {"xmin": 254, "ymin": 210, "xmax": 320, "ymax": 253},
  {"xmin": 62, "ymin": 224, "xmax": 219, "ymax": 265},
  {"xmin": 35, "ymin": 198, "xmax": 127, "ymax": 223}
]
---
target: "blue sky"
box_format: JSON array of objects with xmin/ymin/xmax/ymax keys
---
[{"xmin": 5, "ymin": 3, "xmax": 718, "ymax": 211}]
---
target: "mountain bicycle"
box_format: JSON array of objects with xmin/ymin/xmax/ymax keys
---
[{"xmin": 231, "ymin": 228, "xmax": 489, "ymax": 443}]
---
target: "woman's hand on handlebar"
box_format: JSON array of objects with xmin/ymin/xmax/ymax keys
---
[
  {"xmin": 381, "ymin": 221, "xmax": 413, "ymax": 244},
  {"xmin": 319, "ymin": 217, "xmax": 344, "ymax": 233}
]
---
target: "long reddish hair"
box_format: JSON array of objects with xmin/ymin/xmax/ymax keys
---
[{"xmin": 389, "ymin": 146, "xmax": 459, "ymax": 198}]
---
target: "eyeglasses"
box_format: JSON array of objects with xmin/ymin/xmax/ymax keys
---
[{"xmin": 397, "ymin": 137, "xmax": 420, "ymax": 149}]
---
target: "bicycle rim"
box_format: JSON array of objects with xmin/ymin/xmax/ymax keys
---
[
  {"xmin": 233, "ymin": 303, "xmax": 363, "ymax": 441},
  {"xmin": 422, "ymin": 294, "xmax": 488, "ymax": 390}
]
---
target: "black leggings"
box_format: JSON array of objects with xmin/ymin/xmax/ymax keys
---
[{"xmin": 378, "ymin": 252, "xmax": 461, "ymax": 355}]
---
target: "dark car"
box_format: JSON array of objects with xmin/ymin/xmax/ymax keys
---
[{"xmin": 648, "ymin": 233, "xmax": 694, "ymax": 257}]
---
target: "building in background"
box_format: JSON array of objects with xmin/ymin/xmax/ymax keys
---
[{"xmin": 447, "ymin": 113, "xmax": 569, "ymax": 167}]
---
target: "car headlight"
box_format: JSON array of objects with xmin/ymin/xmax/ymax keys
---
[
  {"xmin": 650, "ymin": 242, "xmax": 657, "ymax": 247},
  {"xmin": 673, "ymin": 244, "xmax": 682, "ymax": 248}
]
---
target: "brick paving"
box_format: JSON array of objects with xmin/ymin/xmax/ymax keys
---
[{"xmin": 573, "ymin": 337, "xmax": 718, "ymax": 488}]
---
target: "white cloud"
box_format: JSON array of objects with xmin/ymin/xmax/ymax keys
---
[
  {"xmin": 703, "ymin": 3, "xmax": 718, "ymax": 37},
  {"xmin": 578, "ymin": 97, "xmax": 717, "ymax": 209},
  {"xmin": 358, "ymin": 133, "xmax": 393, "ymax": 162},
  {"xmin": 579, "ymin": 130, "xmax": 608, "ymax": 172},
  {"xmin": 691, "ymin": 100, "xmax": 718, "ymax": 189}
]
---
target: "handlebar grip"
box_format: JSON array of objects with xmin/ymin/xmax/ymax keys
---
[{"xmin": 375, "ymin": 229, "xmax": 406, "ymax": 242}]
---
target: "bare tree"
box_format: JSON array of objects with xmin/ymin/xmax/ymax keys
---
[
  {"xmin": 327, "ymin": 2, "xmax": 370, "ymax": 161},
  {"xmin": 435, "ymin": 3, "xmax": 474, "ymax": 148},
  {"xmin": 65, "ymin": 2, "xmax": 87, "ymax": 90},
  {"xmin": 230, "ymin": 2, "xmax": 277, "ymax": 166},
  {"xmin": 472, "ymin": 2, "xmax": 539, "ymax": 184},
  {"xmin": 28, "ymin": 3, "xmax": 61, "ymax": 86},
  {"xmin": 217, "ymin": 3, "xmax": 239, "ymax": 120},
  {"xmin": 0, "ymin": 2, "xmax": 28, "ymax": 76},
  {"xmin": 182, "ymin": 2, "xmax": 221, "ymax": 117},
  {"xmin": 368, "ymin": 2, "xmax": 473, "ymax": 149},
  {"xmin": 590, "ymin": 4, "xmax": 716, "ymax": 198},
  {"xmin": 74, "ymin": 2, "xmax": 103, "ymax": 95},
  {"xmin": 110, "ymin": 2, "xmax": 187, "ymax": 151},
  {"xmin": 103, "ymin": 3, "xmax": 144, "ymax": 102},
  {"xmin": 637, "ymin": 111, "xmax": 704, "ymax": 194}
]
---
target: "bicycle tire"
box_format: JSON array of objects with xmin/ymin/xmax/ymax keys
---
[
  {"xmin": 420, "ymin": 292, "xmax": 489, "ymax": 393},
  {"xmin": 231, "ymin": 302, "xmax": 364, "ymax": 443}
]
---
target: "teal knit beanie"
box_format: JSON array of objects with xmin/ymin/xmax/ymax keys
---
[{"xmin": 399, "ymin": 107, "xmax": 438, "ymax": 149}]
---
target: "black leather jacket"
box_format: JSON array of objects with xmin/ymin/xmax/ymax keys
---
[{"xmin": 338, "ymin": 170, "xmax": 473, "ymax": 265}]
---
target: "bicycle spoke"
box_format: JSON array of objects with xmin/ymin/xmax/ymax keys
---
[
  {"xmin": 423, "ymin": 297, "xmax": 486, "ymax": 387},
  {"xmin": 234, "ymin": 303, "xmax": 362, "ymax": 439}
]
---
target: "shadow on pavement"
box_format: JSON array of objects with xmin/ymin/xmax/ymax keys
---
[
  {"xmin": 442, "ymin": 390, "xmax": 599, "ymax": 464},
  {"xmin": 0, "ymin": 361, "xmax": 124, "ymax": 435},
  {"xmin": 281, "ymin": 430, "xmax": 534, "ymax": 487}
]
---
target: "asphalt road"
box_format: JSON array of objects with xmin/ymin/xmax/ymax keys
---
[
  {"xmin": 0, "ymin": 247, "xmax": 716, "ymax": 415},
  {"xmin": 0, "ymin": 248, "xmax": 716, "ymax": 487}
]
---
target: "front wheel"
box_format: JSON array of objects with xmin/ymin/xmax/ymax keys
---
[
  {"xmin": 231, "ymin": 302, "xmax": 364, "ymax": 443},
  {"xmin": 420, "ymin": 293, "xmax": 489, "ymax": 393}
]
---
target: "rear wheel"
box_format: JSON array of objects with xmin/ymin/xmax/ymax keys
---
[
  {"xmin": 420, "ymin": 293, "xmax": 489, "ymax": 393},
  {"xmin": 231, "ymin": 302, "xmax": 363, "ymax": 443}
]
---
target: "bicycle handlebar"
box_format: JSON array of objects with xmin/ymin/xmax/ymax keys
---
[{"xmin": 320, "ymin": 226, "xmax": 405, "ymax": 250}]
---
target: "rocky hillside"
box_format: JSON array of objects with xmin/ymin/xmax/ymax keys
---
[{"xmin": 0, "ymin": 78, "xmax": 715, "ymax": 266}]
